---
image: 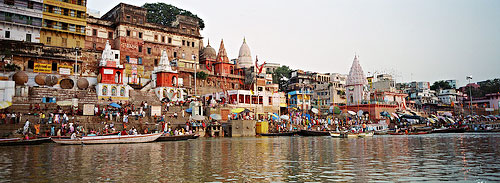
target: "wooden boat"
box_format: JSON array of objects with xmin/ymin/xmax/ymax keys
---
[
  {"xmin": 297, "ymin": 130, "xmax": 330, "ymax": 136},
  {"xmin": 389, "ymin": 132, "xmax": 429, "ymax": 135},
  {"xmin": 330, "ymin": 132, "xmax": 348, "ymax": 138},
  {"xmin": 388, "ymin": 132, "xmax": 405, "ymax": 135},
  {"xmin": 374, "ymin": 130, "xmax": 388, "ymax": 135},
  {"xmin": 156, "ymin": 134, "xmax": 194, "ymax": 142},
  {"xmin": 51, "ymin": 133, "xmax": 162, "ymax": 145},
  {"xmin": 0, "ymin": 138, "xmax": 51, "ymax": 146},
  {"xmin": 260, "ymin": 131, "xmax": 297, "ymax": 136},
  {"xmin": 431, "ymin": 128, "xmax": 465, "ymax": 133},
  {"xmin": 188, "ymin": 134, "xmax": 200, "ymax": 139}
]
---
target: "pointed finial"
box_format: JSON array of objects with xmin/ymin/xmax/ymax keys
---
[
  {"xmin": 243, "ymin": 37, "xmax": 246, "ymax": 43},
  {"xmin": 207, "ymin": 38, "xmax": 210, "ymax": 46}
]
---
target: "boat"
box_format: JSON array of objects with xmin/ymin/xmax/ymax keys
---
[
  {"xmin": 389, "ymin": 132, "xmax": 429, "ymax": 135},
  {"xmin": 297, "ymin": 130, "xmax": 330, "ymax": 136},
  {"xmin": 431, "ymin": 127, "xmax": 465, "ymax": 133},
  {"xmin": 260, "ymin": 131, "xmax": 297, "ymax": 136},
  {"xmin": 330, "ymin": 132, "xmax": 346, "ymax": 138},
  {"xmin": 374, "ymin": 130, "xmax": 388, "ymax": 135},
  {"xmin": 0, "ymin": 137, "xmax": 51, "ymax": 146},
  {"xmin": 156, "ymin": 134, "xmax": 198, "ymax": 142},
  {"xmin": 51, "ymin": 133, "xmax": 163, "ymax": 145},
  {"xmin": 388, "ymin": 132, "xmax": 405, "ymax": 135}
]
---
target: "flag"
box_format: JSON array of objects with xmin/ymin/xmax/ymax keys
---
[
  {"xmin": 258, "ymin": 62, "xmax": 266, "ymax": 75},
  {"xmin": 206, "ymin": 61, "xmax": 211, "ymax": 71}
]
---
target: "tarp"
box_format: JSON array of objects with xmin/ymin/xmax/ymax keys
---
[
  {"xmin": 311, "ymin": 108, "xmax": 319, "ymax": 114},
  {"xmin": 210, "ymin": 114, "xmax": 222, "ymax": 120},
  {"xmin": 348, "ymin": 111, "xmax": 356, "ymax": 115},
  {"xmin": 191, "ymin": 115, "xmax": 206, "ymax": 121},
  {"xmin": 185, "ymin": 108, "xmax": 192, "ymax": 113},
  {"xmin": 280, "ymin": 115, "xmax": 290, "ymax": 120},
  {"xmin": 231, "ymin": 108, "xmax": 245, "ymax": 113},
  {"xmin": 0, "ymin": 101, "xmax": 12, "ymax": 109}
]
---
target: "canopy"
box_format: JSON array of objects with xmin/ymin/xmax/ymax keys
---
[
  {"xmin": 185, "ymin": 108, "xmax": 192, "ymax": 113},
  {"xmin": 380, "ymin": 111, "xmax": 390, "ymax": 117},
  {"xmin": 210, "ymin": 114, "xmax": 222, "ymax": 120},
  {"xmin": 392, "ymin": 113, "xmax": 399, "ymax": 118},
  {"xmin": 0, "ymin": 101, "xmax": 12, "ymax": 109},
  {"xmin": 191, "ymin": 115, "xmax": 206, "ymax": 121},
  {"xmin": 231, "ymin": 108, "xmax": 245, "ymax": 113},
  {"xmin": 108, "ymin": 103, "xmax": 121, "ymax": 108},
  {"xmin": 242, "ymin": 109, "xmax": 252, "ymax": 113},
  {"xmin": 56, "ymin": 101, "xmax": 72, "ymax": 106},
  {"xmin": 347, "ymin": 111, "xmax": 356, "ymax": 115},
  {"xmin": 443, "ymin": 112, "xmax": 453, "ymax": 117},
  {"xmin": 357, "ymin": 110, "xmax": 364, "ymax": 117},
  {"xmin": 311, "ymin": 108, "xmax": 319, "ymax": 114},
  {"xmin": 428, "ymin": 118, "xmax": 436, "ymax": 123},
  {"xmin": 280, "ymin": 115, "xmax": 290, "ymax": 120},
  {"xmin": 269, "ymin": 113, "xmax": 279, "ymax": 119}
]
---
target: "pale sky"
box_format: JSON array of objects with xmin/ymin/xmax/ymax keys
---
[{"xmin": 88, "ymin": 0, "xmax": 500, "ymax": 86}]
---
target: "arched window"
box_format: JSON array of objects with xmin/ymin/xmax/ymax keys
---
[
  {"xmin": 120, "ymin": 87, "xmax": 125, "ymax": 96},
  {"xmin": 172, "ymin": 76, "xmax": 177, "ymax": 86},
  {"xmin": 115, "ymin": 71, "xmax": 121, "ymax": 83},
  {"xmin": 111, "ymin": 86, "xmax": 117, "ymax": 96},
  {"xmin": 102, "ymin": 86, "xmax": 108, "ymax": 95}
]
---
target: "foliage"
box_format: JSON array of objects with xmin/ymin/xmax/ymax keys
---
[
  {"xmin": 3, "ymin": 63, "xmax": 20, "ymax": 71},
  {"xmin": 142, "ymin": 3, "xmax": 205, "ymax": 30},
  {"xmin": 430, "ymin": 80, "xmax": 452, "ymax": 91},
  {"xmin": 272, "ymin": 65, "xmax": 292, "ymax": 91},
  {"xmin": 464, "ymin": 78, "xmax": 500, "ymax": 98},
  {"xmin": 334, "ymin": 106, "xmax": 341, "ymax": 115},
  {"xmin": 196, "ymin": 71, "xmax": 208, "ymax": 80}
]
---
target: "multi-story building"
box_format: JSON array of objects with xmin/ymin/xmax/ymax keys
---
[
  {"xmin": 0, "ymin": 0, "xmax": 43, "ymax": 43},
  {"xmin": 445, "ymin": 79, "xmax": 457, "ymax": 89},
  {"xmin": 437, "ymin": 89, "xmax": 459, "ymax": 105},
  {"xmin": 85, "ymin": 3, "xmax": 202, "ymax": 92},
  {"xmin": 288, "ymin": 89, "xmax": 312, "ymax": 111},
  {"xmin": 40, "ymin": 0, "xmax": 87, "ymax": 48}
]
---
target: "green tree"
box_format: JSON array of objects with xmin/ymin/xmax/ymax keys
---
[
  {"xmin": 142, "ymin": 3, "xmax": 205, "ymax": 30},
  {"xmin": 272, "ymin": 66, "xmax": 292, "ymax": 91},
  {"xmin": 196, "ymin": 71, "xmax": 208, "ymax": 80},
  {"xmin": 430, "ymin": 80, "xmax": 452, "ymax": 91}
]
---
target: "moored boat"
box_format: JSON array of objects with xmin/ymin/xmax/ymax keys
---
[
  {"xmin": 298, "ymin": 130, "xmax": 330, "ymax": 136},
  {"xmin": 156, "ymin": 134, "xmax": 197, "ymax": 142},
  {"xmin": 0, "ymin": 137, "xmax": 51, "ymax": 146},
  {"xmin": 431, "ymin": 127, "xmax": 465, "ymax": 133},
  {"xmin": 51, "ymin": 133, "xmax": 162, "ymax": 145}
]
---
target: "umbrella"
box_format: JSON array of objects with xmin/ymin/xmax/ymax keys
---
[
  {"xmin": 392, "ymin": 113, "xmax": 399, "ymax": 118},
  {"xmin": 0, "ymin": 101, "xmax": 12, "ymax": 109},
  {"xmin": 437, "ymin": 116, "xmax": 446, "ymax": 121},
  {"xmin": 446, "ymin": 117, "xmax": 455, "ymax": 123},
  {"xmin": 347, "ymin": 111, "xmax": 356, "ymax": 115},
  {"xmin": 210, "ymin": 114, "xmax": 222, "ymax": 120},
  {"xmin": 185, "ymin": 108, "xmax": 192, "ymax": 113},
  {"xmin": 380, "ymin": 111, "xmax": 390, "ymax": 117},
  {"xmin": 242, "ymin": 108, "xmax": 251, "ymax": 113},
  {"xmin": 269, "ymin": 113, "xmax": 279, "ymax": 119},
  {"xmin": 280, "ymin": 115, "xmax": 290, "ymax": 120},
  {"xmin": 443, "ymin": 112, "xmax": 453, "ymax": 117},
  {"xmin": 357, "ymin": 110, "xmax": 364, "ymax": 117},
  {"xmin": 231, "ymin": 108, "xmax": 245, "ymax": 113},
  {"xmin": 192, "ymin": 115, "xmax": 206, "ymax": 121},
  {"xmin": 428, "ymin": 118, "xmax": 436, "ymax": 123},
  {"xmin": 311, "ymin": 108, "xmax": 319, "ymax": 114},
  {"xmin": 109, "ymin": 103, "xmax": 121, "ymax": 108}
]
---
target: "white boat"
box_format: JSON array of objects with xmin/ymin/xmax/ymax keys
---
[{"xmin": 51, "ymin": 133, "xmax": 163, "ymax": 145}]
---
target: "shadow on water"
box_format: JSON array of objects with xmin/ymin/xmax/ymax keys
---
[{"xmin": 0, "ymin": 133, "xmax": 499, "ymax": 182}]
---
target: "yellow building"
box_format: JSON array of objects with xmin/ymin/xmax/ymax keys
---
[{"xmin": 40, "ymin": 0, "xmax": 86, "ymax": 48}]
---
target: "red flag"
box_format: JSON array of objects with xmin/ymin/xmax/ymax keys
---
[
  {"xmin": 258, "ymin": 62, "xmax": 266, "ymax": 74},
  {"xmin": 255, "ymin": 56, "xmax": 259, "ymax": 69},
  {"xmin": 206, "ymin": 61, "xmax": 211, "ymax": 71}
]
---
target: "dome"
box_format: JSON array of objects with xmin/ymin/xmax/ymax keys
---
[
  {"xmin": 237, "ymin": 38, "xmax": 253, "ymax": 68},
  {"xmin": 202, "ymin": 44, "xmax": 216, "ymax": 60}
]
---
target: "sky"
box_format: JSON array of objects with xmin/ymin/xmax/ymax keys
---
[{"xmin": 88, "ymin": 0, "xmax": 500, "ymax": 86}]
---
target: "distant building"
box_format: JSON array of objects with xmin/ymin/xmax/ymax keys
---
[
  {"xmin": 445, "ymin": 79, "xmax": 457, "ymax": 89},
  {"xmin": 0, "ymin": 0, "xmax": 43, "ymax": 43},
  {"xmin": 288, "ymin": 89, "xmax": 312, "ymax": 111},
  {"xmin": 40, "ymin": 0, "xmax": 87, "ymax": 48},
  {"xmin": 346, "ymin": 55, "xmax": 369, "ymax": 105}
]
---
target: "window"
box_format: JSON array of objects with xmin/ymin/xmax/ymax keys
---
[
  {"xmin": 187, "ymin": 41, "xmax": 190, "ymax": 46},
  {"xmin": 168, "ymin": 37, "xmax": 172, "ymax": 43},
  {"xmin": 5, "ymin": 31, "xmax": 10, "ymax": 38},
  {"xmin": 192, "ymin": 42, "xmax": 195, "ymax": 47},
  {"xmin": 138, "ymin": 46, "xmax": 142, "ymax": 52},
  {"xmin": 154, "ymin": 35, "xmax": 158, "ymax": 41},
  {"xmin": 92, "ymin": 43, "xmax": 96, "ymax": 50},
  {"xmin": 108, "ymin": 32, "xmax": 113, "ymax": 39},
  {"xmin": 154, "ymin": 59, "xmax": 158, "ymax": 66},
  {"xmin": 76, "ymin": 41, "xmax": 80, "ymax": 48},
  {"xmin": 182, "ymin": 40, "xmax": 185, "ymax": 46},
  {"xmin": 173, "ymin": 52, "xmax": 177, "ymax": 58},
  {"xmin": 26, "ymin": 34, "xmax": 31, "ymax": 42},
  {"xmin": 28, "ymin": 60, "xmax": 34, "ymax": 69},
  {"xmin": 126, "ymin": 30, "xmax": 130, "ymax": 36},
  {"xmin": 147, "ymin": 47, "xmax": 151, "ymax": 54},
  {"xmin": 46, "ymin": 37, "xmax": 51, "ymax": 44},
  {"xmin": 126, "ymin": 56, "xmax": 130, "ymax": 62},
  {"xmin": 138, "ymin": 32, "xmax": 142, "ymax": 38},
  {"xmin": 52, "ymin": 62, "xmax": 57, "ymax": 71},
  {"xmin": 161, "ymin": 36, "xmax": 165, "ymax": 43},
  {"xmin": 28, "ymin": 1, "xmax": 34, "ymax": 9},
  {"xmin": 4, "ymin": 0, "xmax": 14, "ymax": 5},
  {"xmin": 62, "ymin": 38, "xmax": 67, "ymax": 47},
  {"xmin": 115, "ymin": 54, "xmax": 118, "ymax": 59},
  {"xmin": 138, "ymin": 57, "xmax": 142, "ymax": 64},
  {"xmin": 181, "ymin": 53, "xmax": 185, "ymax": 59},
  {"xmin": 126, "ymin": 15, "xmax": 130, "ymax": 20}
]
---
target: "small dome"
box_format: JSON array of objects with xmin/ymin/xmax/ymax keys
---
[{"xmin": 202, "ymin": 44, "xmax": 216, "ymax": 60}]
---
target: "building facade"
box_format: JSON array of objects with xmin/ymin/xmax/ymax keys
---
[
  {"xmin": 40, "ymin": 0, "xmax": 87, "ymax": 48},
  {"xmin": 0, "ymin": 0, "xmax": 43, "ymax": 43}
]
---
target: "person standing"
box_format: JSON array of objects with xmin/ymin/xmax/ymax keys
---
[{"xmin": 23, "ymin": 119, "xmax": 30, "ymax": 136}]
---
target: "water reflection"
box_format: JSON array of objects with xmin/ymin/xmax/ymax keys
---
[{"xmin": 0, "ymin": 133, "xmax": 499, "ymax": 182}]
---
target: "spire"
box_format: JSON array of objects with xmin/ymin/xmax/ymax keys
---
[
  {"xmin": 216, "ymin": 39, "xmax": 229, "ymax": 63},
  {"xmin": 243, "ymin": 37, "xmax": 246, "ymax": 43},
  {"xmin": 207, "ymin": 38, "xmax": 210, "ymax": 46}
]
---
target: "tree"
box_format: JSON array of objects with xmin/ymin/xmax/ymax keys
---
[
  {"xmin": 272, "ymin": 65, "xmax": 292, "ymax": 91},
  {"xmin": 430, "ymin": 80, "xmax": 452, "ymax": 91},
  {"xmin": 142, "ymin": 3, "xmax": 205, "ymax": 30},
  {"xmin": 196, "ymin": 71, "xmax": 208, "ymax": 80}
]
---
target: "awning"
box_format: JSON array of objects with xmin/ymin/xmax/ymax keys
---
[
  {"xmin": 0, "ymin": 101, "xmax": 12, "ymax": 109},
  {"xmin": 109, "ymin": 103, "xmax": 121, "ymax": 108}
]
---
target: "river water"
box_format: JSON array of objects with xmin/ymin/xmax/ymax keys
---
[{"xmin": 0, "ymin": 133, "xmax": 499, "ymax": 182}]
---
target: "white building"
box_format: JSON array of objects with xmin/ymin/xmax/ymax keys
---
[
  {"xmin": 0, "ymin": 0, "xmax": 43, "ymax": 43},
  {"xmin": 438, "ymin": 89, "xmax": 458, "ymax": 105},
  {"xmin": 346, "ymin": 55, "xmax": 369, "ymax": 105}
]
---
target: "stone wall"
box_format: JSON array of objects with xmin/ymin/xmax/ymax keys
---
[{"xmin": 230, "ymin": 120, "xmax": 256, "ymax": 137}]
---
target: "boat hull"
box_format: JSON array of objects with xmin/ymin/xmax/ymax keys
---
[
  {"xmin": 156, "ymin": 134, "xmax": 196, "ymax": 142},
  {"xmin": 52, "ymin": 133, "xmax": 162, "ymax": 145},
  {"xmin": 298, "ymin": 130, "xmax": 330, "ymax": 136},
  {"xmin": 0, "ymin": 138, "xmax": 51, "ymax": 146}
]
